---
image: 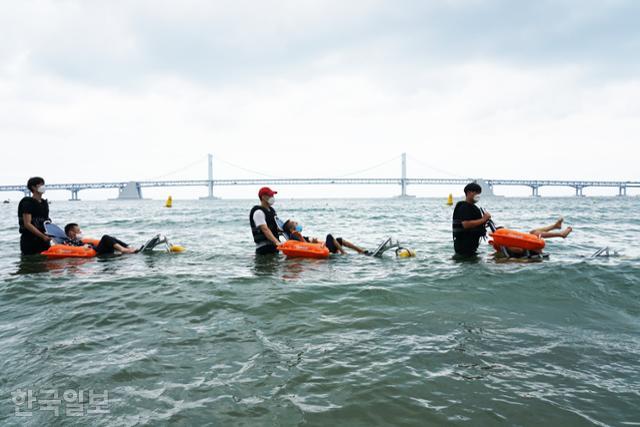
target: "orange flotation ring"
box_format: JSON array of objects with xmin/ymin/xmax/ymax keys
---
[
  {"xmin": 278, "ymin": 240, "xmax": 330, "ymax": 259},
  {"xmin": 41, "ymin": 238, "xmax": 101, "ymax": 259},
  {"xmin": 490, "ymin": 228, "xmax": 545, "ymax": 252}
]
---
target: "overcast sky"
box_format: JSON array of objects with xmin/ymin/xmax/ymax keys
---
[{"xmin": 1, "ymin": 0, "xmax": 638, "ymax": 199}]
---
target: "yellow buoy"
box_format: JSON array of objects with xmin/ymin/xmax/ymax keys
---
[
  {"xmin": 165, "ymin": 195, "xmax": 173, "ymax": 208},
  {"xmin": 396, "ymin": 248, "xmax": 416, "ymax": 258},
  {"xmin": 169, "ymin": 244, "xmax": 185, "ymax": 253},
  {"xmin": 447, "ymin": 193, "xmax": 453, "ymax": 206}
]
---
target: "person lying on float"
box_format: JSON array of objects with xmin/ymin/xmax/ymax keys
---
[
  {"xmin": 64, "ymin": 223, "xmax": 137, "ymax": 255},
  {"xmin": 497, "ymin": 218, "xmax": 573, "ymax": 257},
  {"xmin": 281, "ymin": 219, "xmax": 370, "ymax": 255}
]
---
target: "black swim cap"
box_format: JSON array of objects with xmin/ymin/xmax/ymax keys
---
[{"xmin": 464, "ymin": 182, "xmax": 482, "ymax": 194}]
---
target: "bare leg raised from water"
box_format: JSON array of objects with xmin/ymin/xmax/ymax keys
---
[
  {"xmin": 531, "ymin": 226, "xmax": 573, "ymax": 239},
  {"xmin": 530, "ymin": 217, "xmax": 563, "ymax": 235}
]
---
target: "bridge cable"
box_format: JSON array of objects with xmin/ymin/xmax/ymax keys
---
[
  {"xmin": 407, "ymin": 154, "xmax": 465, "ymax": 179},
  {"xmin": 334, "ymin": 155, "xmax": 401, "ymax": 178},
  {"xmin": 146, "ymin": 155, "xmax": 208, "ymax": 180},
  {"xmin": 215, "ymin": 157, "xmax": 284, "ymax": 179},
  {"xmin": 216, "ymin": 154, "xmax": 401, "ymax": 179}
]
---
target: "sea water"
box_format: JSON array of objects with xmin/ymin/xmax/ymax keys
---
[{"xmin": 0, "ymin": 197, "xmax": 639, "ymax": 426}]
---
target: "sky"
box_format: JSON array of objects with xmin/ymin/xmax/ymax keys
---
[{"xmin": 1, "ymin": 0, "xmax": 639, "ymax": 199}]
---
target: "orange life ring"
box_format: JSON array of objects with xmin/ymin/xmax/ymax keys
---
[
  {"xmin": 490, "ymin": 228, "xmax": 545, "ymax": 251},
  {"xmin": 41, "ymin": 238, "xmax": 101, "ymax": 259},
  {"xmin": 277, "ymin": 240, "xmax": 330, "ymax": 259}
]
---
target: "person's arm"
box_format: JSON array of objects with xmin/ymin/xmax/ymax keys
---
[
  {"xmin": 462, "ymin": 211, "xmax": 491, "ymax": 229},
  {"xmin": 259, "ymin": 224, "xmax": 281, "ymax": 246},
  {"xmin": 22, "ymin": 213, "xmax": 51, "ymax": 242}
]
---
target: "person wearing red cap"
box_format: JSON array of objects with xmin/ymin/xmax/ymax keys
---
[{"xmin": 249, "ymin": 187, "xmax": 282, "ymax": 255}]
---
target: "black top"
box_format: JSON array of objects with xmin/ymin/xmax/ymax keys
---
[
  {"xmin": 249, "ymin": 205, "xmax": 280, "ymax": 246},
  {"xmin": 452, "ymin": 201, "xmax": 486, "ymax": 255},
  {"xmin": 17, "ymin": 196, "xmax": 51, "ymax": 255},
  {"xmin": 18, "ymin": 197, "xmax": 49, "ymax": 234}
]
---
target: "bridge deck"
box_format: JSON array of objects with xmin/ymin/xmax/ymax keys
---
[{"xmin": 1, "ymin": 178, "xmax": 638, "ymax": 194}]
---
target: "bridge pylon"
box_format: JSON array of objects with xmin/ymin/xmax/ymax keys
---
[
  {"xmin": 200, "ymin": 153, "xmax": 219, "ymax": 200},
  {"xmin": 114, "ymin": 181, "xmax": 143, "ymax": 200},
  {"xmin": 474, "ymin": 179, "xmax": 496, "ymax": 197},
  {"xmin": 396, "ymin": 152, "xmax": 415, "ymax": 198}
]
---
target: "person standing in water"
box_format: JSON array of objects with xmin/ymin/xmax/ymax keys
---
[
  {"xmin": 249, "ymin": 187, "xmax": 282, "ymax": 255},
  {"xmin": 18, "ymin": 177, "xmax": 52, "ymax": 255},
  {"xmin": 452, "ymin": 182, "xmax": 492, "ymax": 256}
]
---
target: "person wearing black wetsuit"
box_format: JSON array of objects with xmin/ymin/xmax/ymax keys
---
[
  {"xmin": 452, "ymin": 182, "xmax": 492, "ymax": 256},
  {"xmin": 17, "ymin": 177, "xmax": 52, "ymax": 255},
  {"xmin": 249, "ymin": 187, "xmax": 282, "ymax": 255},
  {"xmin": 64, "ymin": 223, "xmax": 137, "ymax": 255}
]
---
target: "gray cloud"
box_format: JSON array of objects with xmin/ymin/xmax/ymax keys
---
[{"xmin": 3, "ymin": 0, "xmax": 639, "ymax": 88}]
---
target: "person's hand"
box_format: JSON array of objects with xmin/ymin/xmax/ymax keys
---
[
  {"xmin": 42, "ymin": 235, "xmax": 52, "ymax": 242},
  {"xmin": 482, "ymin": 211, "xmax": 492, "ymax": 223}
]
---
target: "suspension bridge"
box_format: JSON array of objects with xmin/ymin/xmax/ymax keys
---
[{"xmin": 0, "ymin": 153, "xmax": 637, "ymax": 200}]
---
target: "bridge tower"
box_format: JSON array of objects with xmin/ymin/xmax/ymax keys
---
[
  {"xmin": 396, "ymin": 152, "xmax": 414, "ymax": 198},
  {"xmin": 474, "ymin": 179, "xmax": 496, "ymax": 197},
  {"xmin": 115, "ymin": 181, "xmax": 143, "ymax": 200},
  {"xmin": 200, "ymin": 153, "xmax": 218, "ymax": 200}
]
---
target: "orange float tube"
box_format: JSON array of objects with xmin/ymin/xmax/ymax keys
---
[
  {"xmin": 277, "ymin": 240, "xmax": 330, "ymax": 259},
  {"xmin": 490, "ymin": 228, "xmax": 545, "ymax": 252},
  {"xmin": 41, "ymin": 238, "xmax": 101, "ymax": 259}
]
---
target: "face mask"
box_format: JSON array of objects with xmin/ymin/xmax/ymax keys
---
[
  {"xmin": 36, "ymin": 185, "xmax": 46, "ymax": 194},
  {"xmin": 267, "ymin": 197, "xmax": 275, "ymax": 206},
  {"xmin": 295, "ymin": 224, "xmax": 303, "ymax": 232},
  {"xmin": 473, "ymin": 194, "xmax": 481, "ymax": 203},
  {"xmin": 75, "ymin": 233, "xmax": 84, "ymax": 240}
]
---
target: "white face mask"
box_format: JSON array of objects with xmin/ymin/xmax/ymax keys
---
[
  {"xmin": 268, "ymin": 197, "xmax": 275, "ymax": 206},
  {"xmin": 75, "ymin": 233, "xmax": 84, "ymax": 240},
  {"xmin": 473, "ymin": 194, "xmax": 481, "ymax": 203},
  {"xmin": 36, "ymin": 185, "xmax": 46, "ymax": 194}
]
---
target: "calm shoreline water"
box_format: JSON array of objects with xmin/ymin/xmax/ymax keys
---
[{"xmin": 1, "ymin": 197, "xmax": 639, "ymax": 426}]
